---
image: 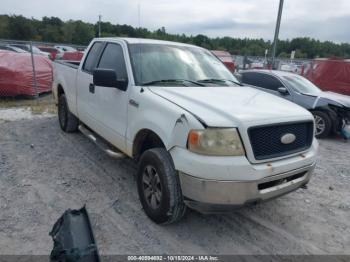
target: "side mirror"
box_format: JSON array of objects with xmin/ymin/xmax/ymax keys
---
[
  {"xmin": 93, "ymin": 69, "xmax": 128, "ymax": 91},
  {"xmin": 277, "ymin": 87, "xmax": 289, "ymax": 95}
]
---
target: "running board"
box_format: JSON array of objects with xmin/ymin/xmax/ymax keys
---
[{"xmin": 78, "ymin": 125, "xmax": 126, "ymax": 159}]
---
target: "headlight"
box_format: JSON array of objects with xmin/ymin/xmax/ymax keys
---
[{"xmin": 187, "ymin": 128, "xmax": 245, "ymax": 156}]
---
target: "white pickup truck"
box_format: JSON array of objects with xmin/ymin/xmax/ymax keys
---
[{"xmin": 53, "ymin": 38, "xmax": 318, "ymax": 224}]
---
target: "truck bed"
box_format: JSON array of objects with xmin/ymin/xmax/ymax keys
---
[
  {"xmin": 52, "ymin": 60, "xmax": 80, "ymax": 114},
  {"xmin": 54, "ymin": 60, "xmax": 81, "ymax": 69}
]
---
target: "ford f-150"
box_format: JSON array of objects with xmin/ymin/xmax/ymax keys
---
[{"xmin": 53, "ymin": 38, "xmax": 318, "ymax": 224}]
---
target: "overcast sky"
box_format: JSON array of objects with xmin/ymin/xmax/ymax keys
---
[{"xmin": 2, "ymin": 0, "xmax": 350, "ymax": 42}]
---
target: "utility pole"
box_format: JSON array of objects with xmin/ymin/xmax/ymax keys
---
[
  {"xmin": 271, "ymin": 0, "xmax": 284, "ymax": 69},
  {"xmin": 98, "ymin": 15, "xmax": 102, "ymax": 37}
]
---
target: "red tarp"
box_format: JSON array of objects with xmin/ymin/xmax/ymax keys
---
[
  {"xmin": 0, "ymin": 51, "xmax": 53, "ymax": 97},
  {"xmin": 62, "ymin": 51, "xmax": 84, "ymax": 61},
  {"xmin": 211, "ymin": 50, "xmax": 236, "ymax": 73},
  {"xmin": 303, "ymin": 59, "xmax": 350, "ymax": 96}
]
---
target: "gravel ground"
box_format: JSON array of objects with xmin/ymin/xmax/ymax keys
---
[{"xmin": 0, "ymin": 116, "xmax": 349, "ymax": 255}]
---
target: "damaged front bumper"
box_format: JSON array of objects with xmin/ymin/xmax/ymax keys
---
[
  {"xmin": 171, "ymin": 139, "xmax": 318, "ymax": 213},
  {"xmin": 179, "ymin": 163, "xmax": 315, "ymax": 213}
]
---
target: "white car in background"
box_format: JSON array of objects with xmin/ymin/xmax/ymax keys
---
[
  {"xmin": 9, "ymin": 44, "xmax": 51, "ymax": 58},
  {"xmin": 54, "ymin": 45, "xmax": 79, "ymax": 60},
  {"xmin": 54, "ymin": 45, "xmax": 77, "ymax": 52},
  {"xmin": 0, "ymin": 45, "xmax": 28, "ymax": 53},
  {"xmin": 280, "ymin": 63, "xmax": 302, "ymax": 74}
]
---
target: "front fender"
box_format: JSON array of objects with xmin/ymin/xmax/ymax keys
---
[{"xmin": 126, "ymin": 87, "xmax": 204, "ymax": 156}]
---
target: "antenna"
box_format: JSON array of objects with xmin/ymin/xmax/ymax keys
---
[
  {"xmin": 98, "ymin": 15, "xmax": 102, "ymax": 37},
  {"xmin": 138, "ymin": 3, "xmax": 141, "ymax": 28}
]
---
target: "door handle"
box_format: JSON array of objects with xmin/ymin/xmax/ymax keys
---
[
  {"xmin": 129, "ymin": 99, "xmax": 139, "ymax": 108},
  {"xmin": 89, "ymin": 83, "xmax": 95, "ymax": 94}
]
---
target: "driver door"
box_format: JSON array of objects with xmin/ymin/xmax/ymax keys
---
[
  {"xmin": 77, "ymin": 41, "xmax": 129, "ymax": 152},
  {"xmin": 92, "ymin": 42, "xmax": 130, "ymax": 152}
]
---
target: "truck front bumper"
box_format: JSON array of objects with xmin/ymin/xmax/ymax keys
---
[
  {"xmin": 179, "ymin": 163, "xmax": 315, "ymax": 213},
  {"xmin": 170, "ymin": 139, "xmax": 318, "ymax": 213}
]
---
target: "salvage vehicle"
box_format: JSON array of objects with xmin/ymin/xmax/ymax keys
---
[
  {"xmin": 240, "ymin": 70, "xmax": 350, "ymax": 138},
  {"xmin": 53, "ymin": 38, "xmax": 318, "ymax": 224},
  {"xmin": 54, "ymin": 45, "xmax": 78, "ymax": 52},
  {"xmin": 0, "ymin": 45, "xmax": 28, "ymax": 53},
  {"xmin": 10, "ymin": 44, "xmax": 51, "ymax": 58},
  {"xmin": 211, "ymin": 50, "xmax": 235, "ymax": 73},
  {"xmin": 303, "ymin": 58, "xmax": 350, "ymax": 96},
  {"xmin": 0, "ymin": 50, "xmax": 52, "ymax": 97},
  {"xmin": 37, "ymin": 46, "xmax": 63, "ymax": 60}
]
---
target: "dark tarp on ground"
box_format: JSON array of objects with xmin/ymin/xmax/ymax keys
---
[
  {"xmin": 0, "ymin": 51, "xmax": 53, "ymax": 97},
  {"xmin": 50, "ymin": 206, "xmax": 100, "ymax": 262},
  {"xmin": 303, "ymin": 59, "xmax": 350, "ymax": 96}
]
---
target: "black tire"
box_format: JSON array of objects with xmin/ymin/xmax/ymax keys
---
[
  {"xmin": 312, "ymin": 110, "xmax": 332, "ymax": 138},
  {"xmin": 137, "ymin": 148, "xmax": 186, "ymax": 224},
  {"xmin": 58, "ymin": 94, "xmax": 79, "ymax": 132}
]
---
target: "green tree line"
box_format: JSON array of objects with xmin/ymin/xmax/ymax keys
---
[{"xmin": 1, "ymin": 14, "xmax": 350, "ymax": 59}]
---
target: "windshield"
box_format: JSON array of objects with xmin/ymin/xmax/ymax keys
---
[
  {"xmin": 129, "ymin": 44, "xmax": 239, "ymax": 86},
  {"xmin": 282, "ymin": 75, "xmax": 322, "ymax": 95}
]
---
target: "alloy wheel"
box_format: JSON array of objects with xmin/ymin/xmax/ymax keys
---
[
  {"xmin": 314, "ymin": 115, "xmax": 325, "ymax": 136},
  {"xmin": 142, "ymin": 165, "xmax": 162, "ymax": 210}
]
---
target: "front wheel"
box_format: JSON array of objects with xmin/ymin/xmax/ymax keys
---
[
  {"xmin": 312, "ymin": 111, "xmax": 332, "ymax": 138},
  {"xmin": 137, "ymin": 148, "xmax": 187, "ymax": 224}
]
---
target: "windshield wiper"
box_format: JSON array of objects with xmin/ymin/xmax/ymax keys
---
[
  {"xmin": 141, "ymin": 79, "xmax": 204, "ymax": 86},
  {"xmin": 197, "ymin": 78, "xmax": 243, "ymax": 86}
]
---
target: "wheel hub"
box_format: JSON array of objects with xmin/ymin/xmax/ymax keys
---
[
  {"xmin": 142, "ymin": 165, "xmax": 162, "ymax": 209},
  {"xmin": 314, "ymin": 115, "xmax": 325, "ymax": 136}
]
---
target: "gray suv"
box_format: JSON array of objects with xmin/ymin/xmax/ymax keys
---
[{"xmin": 239, "ymin": 70, "xmax": 350, "ymax": 138}]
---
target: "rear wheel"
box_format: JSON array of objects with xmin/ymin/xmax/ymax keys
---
[
  {"xmin": 58, "ymin": 94, "xmax": 79, "ymax": 132},
  {"xmin": 137, "ymin": 148, "xmax": 186, "ymax": 224},
  {"xmin": 312, "ymin": 111, "xmax": 332, "ymax": 138}
]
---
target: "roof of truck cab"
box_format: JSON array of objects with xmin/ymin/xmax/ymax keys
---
[{"xmin": 93, "ymin": 37, "xmax": 200, "ymax": 48}]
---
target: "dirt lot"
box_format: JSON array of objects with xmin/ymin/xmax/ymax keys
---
[{"xmin": 0, "ymin": 106, "xmax": 349, "ymax": 255}]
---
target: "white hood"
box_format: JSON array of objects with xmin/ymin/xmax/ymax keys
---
[{"xmin": 149, "ymin": 86, "xmax": 312, "ymax": 127}]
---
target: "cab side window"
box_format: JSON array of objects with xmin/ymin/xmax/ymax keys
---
[
  {"xmin": 83, "ymin": 42, "xmax": 103, "ymax": 73},
  {"xmin": 242, "ymin": 72, "xmax": 283, "ymax": 91},
  {"xmin": 97, "ymin": 43, "xmax": 128, "ymax": 80},
  {"xmin": 259, "ymin": 74, "xmax": 284, "ymax": 91},
  {"xmin": 241, "ymin": 72, "xmax": 262, "ymax": 87}
]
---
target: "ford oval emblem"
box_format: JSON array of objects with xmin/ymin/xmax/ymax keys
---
[{"xmin": 281, "ymin": 133, "xmax": 296, "ymax": 144}]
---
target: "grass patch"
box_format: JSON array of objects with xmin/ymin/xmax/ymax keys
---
[{"xmin": 0, "ymin": 93, "xmax": 57, "ymax": 115}]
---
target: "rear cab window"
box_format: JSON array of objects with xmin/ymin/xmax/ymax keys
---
[{"xmin": 82, "ymin": 42, "xmax": 104, "ymax": 74}]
